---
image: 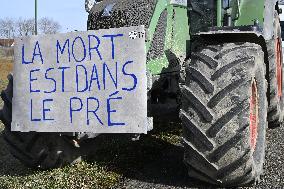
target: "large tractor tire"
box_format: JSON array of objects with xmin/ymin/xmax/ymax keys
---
[
  {"xmin": 181, "ymin": 43, "xmax": 267, "ymax": 186},
  {"xmin": 0, "ymin": 74, "xmax": 81, "ymax": 169},
  {"xmin": 267, "ymin": 11, "xmax": 284, "ymax": 127}
]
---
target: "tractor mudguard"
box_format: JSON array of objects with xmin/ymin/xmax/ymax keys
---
[{"xmin": 191, "ymin": 25, "xmax": 266, "ymax": 53}]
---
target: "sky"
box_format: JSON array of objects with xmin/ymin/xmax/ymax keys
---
[{"xmin": 0, "ymin": 0, "xmax": 88, "ymax": 32}]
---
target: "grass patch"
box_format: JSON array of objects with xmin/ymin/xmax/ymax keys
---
[
  {"xmin": 0, "ymin": 57, "xmax": 13, "ymax": 79},
  {"xmin": 0, "ymin": 58, "xmax": 13, "ymax": 87},
  {"xmin": 0, "ymin": 161, "xmax": 120, "ymax": 189},
  {"xmin": 151, "ymin": 122, "xmax": 182, "ymax": 145},
  {"xmin": 0, "ymin": 124, "xmax": 121, "ymax": 189}
]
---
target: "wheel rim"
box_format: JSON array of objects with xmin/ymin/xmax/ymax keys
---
[
  {"xmin": 276, "ymin": 37, "xmax": 283, "ymax": 99},
  {"xmin": 249, "ymin": 79, "xmax": 259, "ymax": 152}
]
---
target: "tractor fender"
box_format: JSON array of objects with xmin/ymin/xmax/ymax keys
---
[
  {"xmin": 193, "ymin": 26, "xmax": 266, "ymax": 48},
  {"xmin": 191, "ymin": 28, "xmax": 269, "ymax": 68}
]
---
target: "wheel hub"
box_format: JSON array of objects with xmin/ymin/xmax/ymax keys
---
[
  {"xmin": 276, "ymin": 37, "xmax": 283, "ymax": 99},
  {"xmin": 249, "ymin": 79, "xmax": 259, "ymax": 152}
]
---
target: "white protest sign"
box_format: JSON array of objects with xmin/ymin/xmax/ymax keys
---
[{"xmin": 12, "ymin": 26, "xmax": 148, "ymax": 133}]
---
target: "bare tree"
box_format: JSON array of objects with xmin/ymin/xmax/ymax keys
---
[
  {"xmin": 0, "ymin": 18, "xmax": 16, "ymax": 38},
  {"xmin": 0, "ymin": 17, "xmax": 61, "ymax": 37},
  {"xmin": 16, "ymin": 18, "xmax": 35, "ymax": 36},
  {"xmin": 39, "ymin": 17, "xmax": 61, "ymax": 34}
]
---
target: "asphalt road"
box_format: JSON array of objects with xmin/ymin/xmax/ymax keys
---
[
  {"xmin": 257, "ymin": 125, "xmax": 284, "ymax": 188},
  {"xmin": 114, "ymin": 124, "xmax": 284, "ymax": 189}
]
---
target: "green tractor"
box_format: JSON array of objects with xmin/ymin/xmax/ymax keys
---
[{"xmin": 0, "ymin": 0, "xmax": 283, "ymax": 186}]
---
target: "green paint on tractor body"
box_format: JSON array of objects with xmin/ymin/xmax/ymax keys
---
[{"xmin": 233, "ymin": 0, "xmax": 265, "ymax": 27}]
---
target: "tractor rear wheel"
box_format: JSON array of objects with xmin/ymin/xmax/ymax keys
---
[
  {"xmin": 0, "ymin": 74, "xmax": 81, "ymax": 169},
  {"xmin": 267, "ymin": 11, "xmax": 284, "ymax": 127},
  {"xmin": 181, "ymin": 43, "xmax": 267, "ymax": 186}
]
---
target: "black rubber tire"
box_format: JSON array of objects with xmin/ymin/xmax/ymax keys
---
[
  {"xmin": 181, "ymin": 43, "xmax": 267, "ymax": 186},
  {"xmin": 267, "ymin": 11, "xmax": 284, "ymax": 127},
  {"xmin": 0, "ymin": 74, "xmax": 81, "ymax": 169}
]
